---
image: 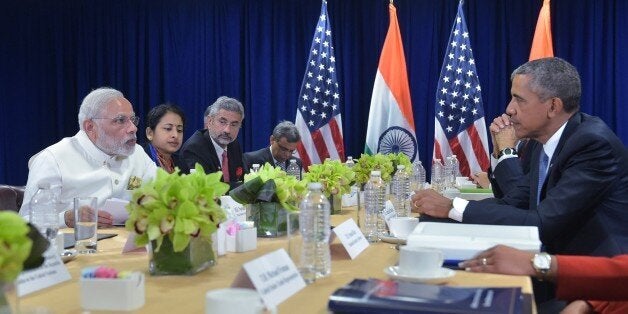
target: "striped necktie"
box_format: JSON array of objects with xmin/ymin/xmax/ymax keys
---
[
  {"xmin": 537, "ymin": 150, "xmax": 549, "ymax": 205},
  {"xmin": 221, "ymin": 151, "xmax": 230, "ymax": 182}
]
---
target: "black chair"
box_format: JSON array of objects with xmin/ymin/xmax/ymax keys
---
[{"xmin": 0, "ymin": 184, "xmax": 25, "ymax": 212}]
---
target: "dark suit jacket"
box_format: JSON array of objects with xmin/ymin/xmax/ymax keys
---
[
  {"xmin": 462, "ymin": 113, "xmax": 628, "ymax": 256},
  {"xmin": 243, "ymin": 147, "xmax": 302, "ymax": 173},
  {"xmin": 142, "ymin": 143, "xmax": 190, "ymax": 174},
  {"xmin": 179, "ymin": 129, "xmax": 244, "ymax": 185},
  {"xmin": 489, "ymin": 139, "xmax": 540, "ymax": 198}
]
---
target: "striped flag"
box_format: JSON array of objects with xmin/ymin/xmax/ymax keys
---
[
  {"xmin": 529, "ymin": 0, "xmax": 554, "ymax": 60},
  {"xmin": 295, "ymin": 0, "xmax": 345, "ymax": 169},
  {"xmin": 433, "ymin": 0, "xmax": 490, "ymax": 177},
  {"xmin": 364, "ymin": 3, "xmax": 418, "ymax": 162}
]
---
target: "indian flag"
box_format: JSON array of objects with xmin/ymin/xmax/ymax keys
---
[
  {"xmin": 364, "ymin": 3, "xmax": 418, "ymax": 162},
  {"xmin": 529, "ymin": 0, "xmax": 554, "ymax": 61}
]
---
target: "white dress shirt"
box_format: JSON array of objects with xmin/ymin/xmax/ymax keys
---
[{"xmin": 19, "ymin": 130, "xmax": 157, "ymax": 227}]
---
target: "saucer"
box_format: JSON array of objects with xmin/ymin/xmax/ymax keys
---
[
  {"xmin": 61, "ymin": 249, "xmax": 77, "ymax": 263},
  {"xmin": 384, "ymin": 266, "xmax": 455, "ymax": 284},
  {"xmin": 380, "ymin": 233, "xmax": 407, "ymax": 245}
]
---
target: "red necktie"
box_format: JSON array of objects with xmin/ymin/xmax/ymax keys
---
[{"xmin": 221, "ymin": 150, "xmax": 230, "ymax": 182}]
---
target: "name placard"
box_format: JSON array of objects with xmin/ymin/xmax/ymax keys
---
[
  {"xmin": 239, "ymin": 249, "xmax": 306, "ymax": 308},
  {"xmin": 220, "ymin": 196, "xmax": 247, "ymax": 221},
  {"xmin": 17, "ymin": 246, "xmax": 71, "ymax": 296},
  {"xmin": 333, "ymin": 219, "xmax": 369, "ymax": 259}
]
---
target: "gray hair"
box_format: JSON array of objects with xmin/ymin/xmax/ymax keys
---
[
  {"xmin": 511, "ymin": 57, "xmax": 581, "ymax": 113},
  {"xmin": 78, "ymin": 87, "xmax": 124, "ymax": 130},
  {"xmin": 272, "ymin": 120, "xmax": 300, "ymax": 143},
  {"xmin": 204, "ymin": 96, "xmax": 244, "ymax": 118}
]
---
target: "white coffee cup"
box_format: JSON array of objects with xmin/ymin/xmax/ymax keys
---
[
  {"xmin": 398, "ymin": 246, "xmax": 444, "ymax": 276},
  {"xmin": 206, "ymin": 288, "xmax": 265, "ymax": 314},
  {"xmin": 387, "ymin": 217, "xmax": 419, "ymax": 239}
]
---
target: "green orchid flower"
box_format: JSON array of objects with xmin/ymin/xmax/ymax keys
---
[
  {"xmin": 126, "ymin": 164, "xmax": 229, "ymax": 252},
  {"xmin": 303, "ymin": 159, "xmax": 355, "ymax": 197}
]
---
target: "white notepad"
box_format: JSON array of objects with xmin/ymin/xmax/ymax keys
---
[{"xmin": 406, "ymin": 222, "xmax": 541, "ymax": 260}]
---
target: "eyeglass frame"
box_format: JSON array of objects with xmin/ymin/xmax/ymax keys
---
[{"xmin": 92, "ymin": 115, "xmax": 140, "ymax": 127}]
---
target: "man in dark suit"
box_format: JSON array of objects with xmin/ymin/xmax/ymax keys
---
[
  {"xmin": 243, "ymin": 121, "xmax": 302, "ymax": 173},
  {"xmin": 180, "ymin": 96, "xmax": 245, "ymax": 187},
  {"xmin": 411, "ymin": 57, "xmax": 628, "ymax": 257}
]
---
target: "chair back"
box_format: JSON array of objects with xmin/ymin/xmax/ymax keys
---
[{"xmin": 0, "ymin": 184, "xmax": 25, "ymax": 212}]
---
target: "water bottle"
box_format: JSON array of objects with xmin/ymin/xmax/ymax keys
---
[
  {"xmin": 251, "ymin": 163, "xmax": 260, "ymax": 173},
  {"xmin": 364, "ymin": 171, "xmax": 385, "ymax": 242},
  {"xmin": 390, "ymin": 165, "xmax": 410, "ymax": 216},
  {"xmin": 451, "ymin": 155, "xmax": 461, "ymax": 178},
  {"xmin": 286, "ymin": 159, "xmax": 301, "ymax": 180},
  {"xmin": 299, "ymin": 182, "xmax": 331, "ymax": 279},
  {"xmin": 345, "ymin": 156, "xmax": 355, "ymax": 168},
  {"xmin": 30, "ymin": 182, "xmax": 59, "ymax": 242},
  {"xmin": 443, "ymin": 156, "xmax": 454, "ymax": 189},
  {"xmin": 431, "ymin": 159, "xmax": 444, "ymax": 192},
  {"xmin": 410, "ymin": 160, "xmax": 426, "ymax": 192}
]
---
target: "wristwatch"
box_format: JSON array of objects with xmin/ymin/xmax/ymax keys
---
[
  {"xmin": 531, "ymin": 253, "xmax": 552, "ymax": 280},
  {"xmin": 497, "ymin": 147, "xmax": 517, "ymax": 159}
]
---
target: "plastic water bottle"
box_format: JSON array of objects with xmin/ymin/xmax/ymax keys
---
[
  {"xmin": 431, "ymin": 159, "xmax": 444, "ymax": 192},
  {"xmin": 364, "ymin": 171, "xmax": 385, "ymax": 242},
  {"xmin": 390, "ymin": 165, "xmax": 410, "ymax": 216},
  {"xmin": 451, "ymin": 155, "xmax": 461, "ymax": 178},
  {"xmin": 410, "ymin": 160, "xmax": 426, "ymax": 192},
  {"xmin": 345, "ymin": 156, "xmax": 355, "ymax": 168},
  {"xmin": 443, "ymin": 156, "xmax": 454, "ymax": 189},
  {"xmin": 30, "ymin": 182, "xmax": 59, "ymax": 242},
  {"xmin": 251, "ymin": 163, "xmax": 260, "ymax": 173},
  {"xmin": 299, "ymin": 182, "xmax": 331, "ymax": 279},
  {"xmin": 287, "ymin": 159, "xmax": 301, "ymax": 180}
]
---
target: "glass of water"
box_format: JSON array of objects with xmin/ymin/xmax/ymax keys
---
[{"xmin": 73, "ymin": 197, "xmax": 98, "ymax": 254}]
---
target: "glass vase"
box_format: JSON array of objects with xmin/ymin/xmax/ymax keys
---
[
  {"xmin": 329, "ymin": 194, "xmax": 342, "ymax": 215},
  {"xmin": 149, "ymin": 235, "xmax": 216, "ymax": 276},
  {"xmin": 247, "ymin": 202, "xmax": 287, "ymax": 237},
  {"xmin": 0, "ymin": 281, "xmax": 17, "ymax": 314}
]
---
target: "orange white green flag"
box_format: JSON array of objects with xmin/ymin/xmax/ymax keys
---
[
  {"xmin": 529, "ymin": 0, "xmax": 554, "ymax": 60},
  {"xmin": 364, "ymin": 3, "xmax": 418, "ymax": 162}
]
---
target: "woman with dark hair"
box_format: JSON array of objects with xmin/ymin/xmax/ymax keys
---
[{"xmin": 144, "ymin": 103, "xmax": 189, "ymax": 174}]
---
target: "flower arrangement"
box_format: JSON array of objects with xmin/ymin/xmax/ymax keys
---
[
  {"xmin": 0, "ymin": 212, "xmax": 49, "ymax": 283},
  {"xmin": 387, "ymin": 152, "xmax": 413, "ymax": 174},
  {"xmin": 229, "ymin": 163, "xmax": 307, "ymax": 211},
  {"xmin": 353, "ymin": 153, "xmax": 395, "ymax": 184},
  {"xmin": 229, "ymin": 163, "xmax": 307, "ymax": 237},
  {"xmin": 125, "ymin": 164, "xmax": 229, "ymax": 253},
  {"xmin": 303, "ymin": 159, "xmax": 355, "ymax": 197}
]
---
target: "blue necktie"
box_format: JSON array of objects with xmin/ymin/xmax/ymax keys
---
[{"xmin": 537, "ymin": 150, "xmax": 549, "ymax": 205}]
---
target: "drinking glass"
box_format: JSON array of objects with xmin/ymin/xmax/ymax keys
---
[{"xmin": 74, "ymin": 197, "xmax": 98, "ymax": 254}]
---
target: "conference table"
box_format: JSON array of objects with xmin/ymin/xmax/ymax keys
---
[{"xmin": 19, "ymin": 209, "xmax": 534, "ymax": 313}]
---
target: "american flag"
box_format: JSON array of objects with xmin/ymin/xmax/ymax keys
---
[
  {"xmin": 433, "ymin": 0, "xmax": 489, "ymax": 177},
  {"xmin": 295, "ymin": 0, "xmax": 344, "ymax": 169}
]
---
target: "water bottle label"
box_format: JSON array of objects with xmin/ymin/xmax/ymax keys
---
[{"xmin": 382, "ymin": 200, "xmax": 397, "ymax": 222}]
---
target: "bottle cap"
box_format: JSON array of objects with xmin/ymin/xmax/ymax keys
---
[
  {"xmin": 37, "ymin": 182, "xmax": 51, "ymax": 189},
  {"xmin": 397, "ymin": 165, "xmax": 405, "ymax": 170},
  {"xmin": 371, "ymin": 170, "xmax": 381, "ymax": 176},
  {"xmin": 308, "ymin": 182, "xmax": 322, "ymax": 190}
]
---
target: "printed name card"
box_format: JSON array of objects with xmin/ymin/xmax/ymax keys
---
[
  {"xmin": 17, "ymin": 246, "xmax": 71, "ymax": 296},
  {"xmin": 220, "ymin": 196, "xmax": 247, "ymax": 221},
  {"xmin": 234, "ymin": 249, "xmax": 306, "ymax": 308},
  {"xmin": 382, "ymin": 200, "xmax": 397, "ymax": 222},
  {"xmin": 332, "ymin": 219, "xmax": 369, "ymax": 259}
]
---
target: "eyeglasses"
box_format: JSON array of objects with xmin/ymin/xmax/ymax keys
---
[
  {"xmin": 275, "ymin": 142, "xmax": 296, "ymax": 155},
  {"xmin": 216, "ymin": 118, "xmax": 241, "ymax": 129},
  {"xmin": 93, "ymin": 115, "xmax": 140, "ymax": 127}
]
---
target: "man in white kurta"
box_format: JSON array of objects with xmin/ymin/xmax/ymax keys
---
[{"xmin": 19, "ymin": 87, "xmax": 157, "ymax": 228}]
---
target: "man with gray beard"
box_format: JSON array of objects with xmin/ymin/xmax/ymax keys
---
[{"xmin": 20, "ymin": 87, "xmax": 157, "ymax": 228}]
